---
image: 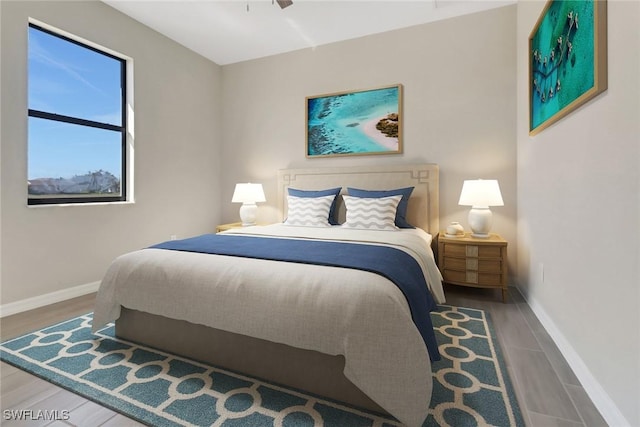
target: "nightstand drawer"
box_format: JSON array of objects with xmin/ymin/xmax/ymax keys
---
[
  {"xmin": 443, "ymin": 244, "xmax": 502, "ymax": 258},
  {"xmin": 442, "ymin": 257, "xmax": 502, "ymax": 273},
  {"xmin": 443, "ymin": 270, "xmax": 503, "ymax": 286}
]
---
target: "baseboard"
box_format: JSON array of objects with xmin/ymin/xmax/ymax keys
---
[
  {"xmin": 0, "ymin": 281, "xmax": 100, "ymax": 318},
  {"xmin": 526, "ymin": 295, "xmax": 630, "ymax": 427}
]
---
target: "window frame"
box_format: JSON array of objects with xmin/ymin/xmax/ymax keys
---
[{"xmin": 27, "ymin": 22, "xmax": 128, "ymax": 206}]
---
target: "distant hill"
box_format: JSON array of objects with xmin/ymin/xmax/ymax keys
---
[{"xmin": 28, "ymin": 170, "xmax": 120, "ymax": 195}]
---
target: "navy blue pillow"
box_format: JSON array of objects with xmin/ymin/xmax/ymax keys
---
[
  {"xmin": 346, "ymin": 187, "xmax": 415, "ymax": 228},
  {"xmin": 287, "ymin": 187, "xmax": 342, "ymax": 225}
]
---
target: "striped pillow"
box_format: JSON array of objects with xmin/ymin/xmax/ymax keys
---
[
  {"xmin": 342, "ymin": 195, "xmax": 402, "ymax": 230},
  {"xmin": 287, "ymin": 187, "xmax": 342, "ymax": 225},
  {"xmin": 284, "ymin": 195, "xmax": 334, "ymax": 227},
  {"xmin": 347, "ymin": 186, "xmax": 415, "ymax": 228}
]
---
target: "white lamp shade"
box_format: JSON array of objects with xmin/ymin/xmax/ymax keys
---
[
  {"xmin": 458, "ymin": 179, "xmax": 504, "ymax": 208},
  {"xmin": 232, "ymin": 183, "xmax": 266, "ymax": 204}
]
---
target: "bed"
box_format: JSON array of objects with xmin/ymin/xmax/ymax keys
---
[{"xmin": 92, "ymin": 163, "xmax": 444, "ymax": 427}]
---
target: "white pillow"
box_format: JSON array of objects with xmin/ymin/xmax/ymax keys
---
[
  {"xmin": 284, "ymin": 195, "xmax": 334, "ymax": 227},
  {"xmin": 342, "ymin": 195, "xmax": 401, "ymax": 230}
]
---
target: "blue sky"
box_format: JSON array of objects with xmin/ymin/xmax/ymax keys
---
[{"xmin": 28, "ymin": 26, "xmax": 123, "ymax": 180}]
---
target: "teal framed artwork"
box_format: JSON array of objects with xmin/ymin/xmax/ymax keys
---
[
  {"xmin": 306, "ymin": 84, "xmax": 403, "ymax": 157},
  {"xmin": 529, "ymin": 0, "xmax": 607, "ymax": 136}
]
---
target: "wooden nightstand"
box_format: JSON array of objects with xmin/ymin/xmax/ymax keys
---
[
  {"xmin": 215, "ymin": 222, "xmax": 243, "ymax": 233},
  {"xmin": 438, "ymin": 232, "xmax": 508, "ymax": 302}
]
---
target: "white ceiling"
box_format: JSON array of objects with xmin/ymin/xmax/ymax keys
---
[{"xmin": 102, "ymin": 0, "xmax": 515, "ymax": 65}]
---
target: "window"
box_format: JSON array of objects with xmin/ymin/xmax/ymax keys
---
[{"xmin": 28, "ymin": 23, "xmax": 127, "ymax": 205}]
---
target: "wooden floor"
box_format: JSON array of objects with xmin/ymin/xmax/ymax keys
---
[
  {"xmin": 1, "ymin": 287, "xmax": 607, "ymax": 427},
  {"xmin": 444, "ymin": 285, "xmax": 607, "ymax": 427}
]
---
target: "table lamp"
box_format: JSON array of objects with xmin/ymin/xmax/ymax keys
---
[
  {"xmin": 458, "ymin": 179, "xmax": 503, "ymax": 238},
  {"xmin": 232, "ymin": 183, "xmax": 265, "ymax": 226}
]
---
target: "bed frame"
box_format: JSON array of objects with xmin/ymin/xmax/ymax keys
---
[{"xmin": 116, "ymin": 163, "xmax": 439, "ymax": 415}]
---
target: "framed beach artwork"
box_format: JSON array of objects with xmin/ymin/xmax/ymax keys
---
[
  {"xmin": 529, "ymin": 0, "xmax": 607, "ymax": 136},
  {"xmin": 306, "ymin": 84, "xmax": 403, "ymax": 157}
]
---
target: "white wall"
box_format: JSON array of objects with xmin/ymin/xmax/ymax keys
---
[
  {"xmin": 0, "ymin": 1, "xmax": 223, "ymax": 307},
  {"xmin": 516, "ymin": 1, "xmax": 640, "ymax": 425},
  {"xmin": 220, "ymin": 6, "xmax": 518, "ymax": 271}
]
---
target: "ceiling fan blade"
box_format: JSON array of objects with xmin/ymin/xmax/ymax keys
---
[{"xmin": 276, "ymin": 0, "xmax": 293, "ymax": 9}]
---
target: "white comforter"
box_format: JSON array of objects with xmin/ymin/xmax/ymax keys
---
[{"xmin": 93, "ymin": 224, "xmax": 445, "ymax": 427}]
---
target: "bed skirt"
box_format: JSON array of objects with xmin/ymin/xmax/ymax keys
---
[{"xmin": 115, "ymin": 307, "xmax": 388, "ymax": 415}]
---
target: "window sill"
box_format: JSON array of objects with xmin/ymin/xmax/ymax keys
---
[{"xmin": 27, "ymin": 200, "xmax": 135, "ymax": 208}]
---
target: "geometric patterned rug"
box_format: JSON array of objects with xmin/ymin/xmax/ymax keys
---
[
  {"xmin": 1, "ymin": 305, "xmax": 524, "ymax": 427},
  {"xmin": 427, "ymin": 306, "xmax": 524, "ymax": 426}
]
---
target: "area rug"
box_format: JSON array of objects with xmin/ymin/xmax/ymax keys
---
[{"xmin": 1, "ymin": 305, "xmax": 523, "ymax": 427}]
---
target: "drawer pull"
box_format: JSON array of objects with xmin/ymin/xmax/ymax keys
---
[
  {"xmin": 466, "ymin": 246, "xmax": 478, "ymax": 257},
  {"xmin": 466, "ymin": 259, "xmax": 478, "ymax": 270},
  {"xmin": 466, "ymin": 271, "xmax": 478, "ymax": 283}
]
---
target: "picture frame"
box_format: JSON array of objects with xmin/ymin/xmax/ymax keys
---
[
  {"xmin": 529, "ymin": 0, "xmax": 607, "ymax": 136},
  {"xmin": 306, "ymin": 84, "xmax": 403, "ymax": 157}
]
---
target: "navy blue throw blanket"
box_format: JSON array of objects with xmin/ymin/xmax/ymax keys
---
[{"xmin": 151, "ymin": 234, "xmax": 440, "ymax": 362}]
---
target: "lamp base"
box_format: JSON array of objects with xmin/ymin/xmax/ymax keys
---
[
  {"xmin": 239, "ymin": 203, "xmax": 258, "ymax": 226},
  {"xmin": 470, "ymin": 232, "xmax": 491, "ymax": 238},
  {"xmin": 468, "ymin": 207, "xmax": 493, "ymax": 238}
]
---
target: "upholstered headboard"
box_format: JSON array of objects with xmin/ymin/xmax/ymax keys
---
[{"xmin": 277, "ymin": 164, "xmax": 439, "ymax": 235}]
